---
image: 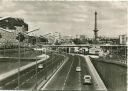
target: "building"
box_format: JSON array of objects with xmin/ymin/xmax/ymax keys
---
[
  {"xmin": 0, "ymin": 17, "xmax": 28, "ymax": 32},
  {"xmin": 0, "ymin": 17, "xmax": 28, "ymax": 48},
  {"xmin": 98, "ymin": 36, "xmax": 119, "ymax": 45},
  {"xmin": 119, "ymin": 34, "xmax": 127, "ymax": 45},
  {"xmin": 79, "ymin": 35, "xmax": 86, "ymax": 40},
  {"xmin": 61, "ymin": 35, "xmax": 75, "ymax": 44},
  {"xmin": 79, "ymin": 35, "xmax": 89, "ymax": 44}
]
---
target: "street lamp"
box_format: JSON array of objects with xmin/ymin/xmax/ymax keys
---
[
  {"xmin": 16, "ymin": 28, "xmax": 39, "ymax": 90},
  {"xmin": 35, "ymin": 34, "xmax": 38, "ymax": 91},
  {"xmin": 18, "ymin": 33, "xmax": 21, "ymax": 90}
]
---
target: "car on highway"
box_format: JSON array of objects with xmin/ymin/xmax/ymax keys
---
[
  {"xmin": 76, "ymin": 67, "xmax": 81, "ymax": 72},
  {"xmin": 38, "ymin": 64, "xmax": 43, "ymax": 69},
  {"xmin": 83, "ymin": 75, "xmax": 92, "ymax": 85}
]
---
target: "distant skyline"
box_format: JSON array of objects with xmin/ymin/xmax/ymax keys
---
[{"xmin": 0, "ymin": 1, "xmax": 127, "ymax": 37}]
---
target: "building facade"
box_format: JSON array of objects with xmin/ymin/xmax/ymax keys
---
[
  {"xmin": 0, "ymin": 17, "xmax": 28, "ymax": 48},
  {"xmin": 119, "ymin": 34, "xmax": 127, "ymax": 45},
  {"xmin": 98, "ymin": 36, "xmax": 119, "ymax": 45}
]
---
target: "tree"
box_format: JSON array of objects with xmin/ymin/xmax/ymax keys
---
[
  {"xmin": 39, "ymin": 37, "xmax": 48, "ymax": 43},
  {"xmin": 28, "ymin": 36, "xmax": 37, "ymax": 45},
  {"xmin": 16, "ymin": 33, "xmax": 25, "ymax": 42},
  {"xmin": 54, "ymin": 40, "xmax": 61, "ymax": 45},
  {"xmin": 73, "ymin": 38, "xmax": 81, "ymax": 44}
]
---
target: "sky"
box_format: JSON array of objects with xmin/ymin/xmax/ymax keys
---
[{"xmin": 0, "ymin": 0, "xmax": 127, "ymax": 38}]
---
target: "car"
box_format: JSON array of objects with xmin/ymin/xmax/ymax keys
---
[
  {"xmin": 38, "ymin": 64, "xmax": 43, "ymax": 69},
  {"xmin": 76, "ymin": 67, "xmax": 81, "ymax": 72},
  {"xmin": 83, "ymin": 75, "xmax": 92, "ymax": 85}
]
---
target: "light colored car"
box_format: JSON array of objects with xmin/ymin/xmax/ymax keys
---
[
  {"xmin": 38, "ymin": 64, "xmax": 43, "ymax": 69},
  {"xmin": 83, "ymin": 75, "xmax": 92, "ymax": 85},
  {"xmin": 76, "ymin": 67, "xmax": 81, "ymax": 72}
]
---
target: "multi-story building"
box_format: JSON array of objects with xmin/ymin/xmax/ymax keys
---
[
  {"xmin": 119, "ymin": 34, "xmax": 127, "ymax": 45},
  {"xmin": 79, "ymin": 35, "xmax": 86, "ymax": 40},
  {"xmin": 0, "ymin": 17, "xmax": 28, "ymax": 48},
  {"xmin": 99, "ymin": 36, "xmax": 119, "ymax": 45}
]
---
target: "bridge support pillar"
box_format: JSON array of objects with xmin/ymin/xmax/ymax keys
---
[
  {"xmin": 69, "ymin": 47, "xmax": 71, "ymax": 53},
  {"xmin": 66, "ymin": 47, "xmax": 70, "ymax": 53}
]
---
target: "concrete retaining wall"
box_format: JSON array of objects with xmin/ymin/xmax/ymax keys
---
[{"xmin": 0, "ymin": 54, "xmax": 49, "ymax": 81}]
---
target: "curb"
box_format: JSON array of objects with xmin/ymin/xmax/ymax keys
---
[
  {"xmin": 0, "ymin": 54, "xmax": 49, "ymax": 82},
  {"xmin": 80, "ymin": 55, "xmax": 107, "ymax": 91},
  {"xmin": 36, "ymin": 56, "xmax": 69, "ymax": 90}
]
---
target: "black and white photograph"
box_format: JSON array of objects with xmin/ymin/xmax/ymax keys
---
[{"xmin": 0, "ymin": 0, "xmax": 127, "ymax": 91}]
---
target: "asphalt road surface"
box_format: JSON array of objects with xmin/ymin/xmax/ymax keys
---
[
  {"xmin": 43, "ymin": 54, "xmax": 94, "ymax": 90},
  {"xmin": 0, "ymin": 52, "xmax": 65, "ymax": 90}
]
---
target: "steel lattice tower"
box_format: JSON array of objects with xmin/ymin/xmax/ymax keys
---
[{"xmin": 93, "ymin": 11, "xmax": 99, "ymax": 41}]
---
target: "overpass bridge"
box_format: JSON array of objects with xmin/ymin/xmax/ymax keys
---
[
  {"xmin": 37, "ymin": 44, "xmax": 127, "ymax": 57},
  {"xmin": 39, "ymin": 44, "xmax": 127, "ymax": 47},
  {"xmin": 38, "ymin": 44, "xmax": 127, "ymax": 52}
]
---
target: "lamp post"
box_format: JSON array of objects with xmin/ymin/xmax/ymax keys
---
[
  {"xmin": 4, "ymin": 41, "xmax": 5, "ymax": 56},
  {"xmin": 35, "ymin": 34, "xmax": 38, "ymax": 91},
  {"xmin": 16, "ymin": 28, "xmax": 39, "ymax": 90},
  {"xmin": 51, "ymin": 50, "xmax": 53, "ymax": 73},
  {"xmin": 18, "ymin": 33, "xmax": 21, "ymax": 90},
  {"xmin": 28, "ymin": 30, "xmax": 39, "ymax": 90}
]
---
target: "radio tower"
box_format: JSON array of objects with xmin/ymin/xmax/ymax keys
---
[{"xmin": 93, "ymin": 11, "xmax": 99, "ymax": 42}]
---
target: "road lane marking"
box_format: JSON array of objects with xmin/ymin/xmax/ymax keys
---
[
  {"xmin": 3, "ymin": 56, "xmax": 51, "ymax": 88},
  {"xmin": 12, "ymin": 79, "xmax": 16, "ymax": 82},
  {"xmin": 4, "ymin": 82, "xmax": 11, "ymax": 86},
  {"xmin": 4, "ymin": 78, "xmax": 17, "ymax": 86},
  {"xmin": 31, "ymin": 76, "xmax": 33, "ymax": 79},
  {"xmin": 20, "ymin": 77, "xmax": 33, "ymax": 87},
  {"xmin": 78, "ymin": 56, "xmax": 82, "ymax": 91},
  {"xmin": 0, "ymin": 54, "xmax": 49, "ymax": 82},
  {"xmin": 40, "ymin": 57, "xmax": 69, "ymax": 90},
  {"xmin": 3, "ymin": 55, "xmax": 55, "ymax": 89},
  {"xmin": 18, "ymin": 56, "xmax": 62, "ymax": 88},
  {"xmin": 3, "ymin": 54, "xmax": 64, "ymax": 90},
  {"xmin": 21, "ymin": 82, "xmax": 25, "ymax": 86},
  {"xmin": 26, "ymin": 79, "xmax": 30, "ymax": 82},
  {"xmin": 20, "ymin": 56, "xmax": 59, "ymax": 86},
  {"xmin": 62, "ymin": 58, "xmax": 74, "ymax": 91}
]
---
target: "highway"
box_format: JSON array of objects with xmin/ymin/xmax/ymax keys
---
[
  {"xmin": 0, "ymin": 52, "xmax": 65, "ymax": 90},
  {"xmin": 42, "ymin": 54, "xmax": 94, "ymax": 90}
]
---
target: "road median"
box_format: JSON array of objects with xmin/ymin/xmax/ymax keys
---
[{"xmin": 80, "ymin": 55, "xmax": 107, "ymax": 91}]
